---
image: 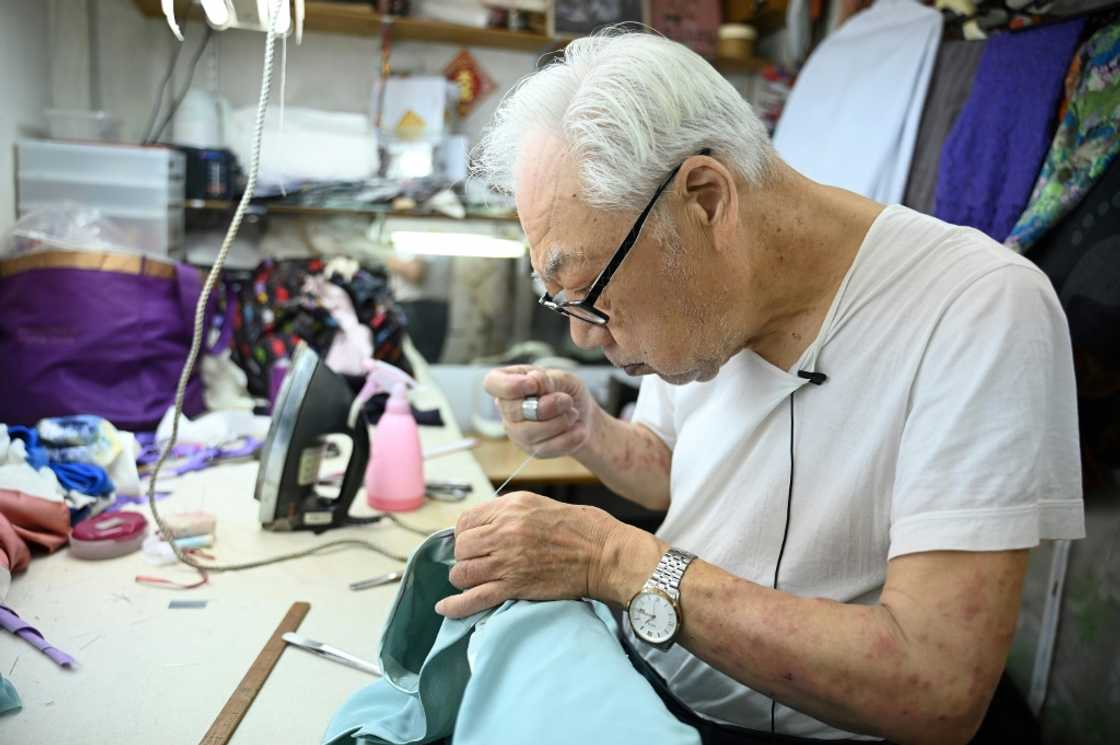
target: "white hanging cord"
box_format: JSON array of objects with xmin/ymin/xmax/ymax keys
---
[{"xmin": 145, "ymin": 0, "xmax": 405, "ymax": 573}]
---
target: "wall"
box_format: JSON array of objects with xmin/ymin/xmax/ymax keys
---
[
  {"xmin": 0, "ymin": 0, "xmax": 50, "ymax": 233},
  {"xmin": 91, "ymin": 0, "xmax": 540, "ymax": 148}
]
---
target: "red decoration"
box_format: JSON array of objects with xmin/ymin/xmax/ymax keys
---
[{"xmin": 444, "ymin": 49, "xmax": 496, "ymax": 119}]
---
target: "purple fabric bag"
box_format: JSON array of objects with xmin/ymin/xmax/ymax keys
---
[{"xmin": 0, "ymin": 250, "xmax": 214, "ymax": 431}]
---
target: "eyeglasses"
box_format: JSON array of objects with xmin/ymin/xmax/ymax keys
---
[{"xmin": 538, "ymin": 148, "xmax": 712, "ymax": 327}]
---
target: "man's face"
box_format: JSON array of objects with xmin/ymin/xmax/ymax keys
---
[{"xmin": 516, "ymin": 136, "xmax": 735, "ymax": 385}]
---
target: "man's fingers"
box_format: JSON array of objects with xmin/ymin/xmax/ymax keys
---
[
  {"xmin": 454, "ymin": 500, "xmax": 504, "ymax": 535},
  {"xmin": 448, "ymin": 556, "xmax": 503, "ymax": 590},
  {"xmin": 510, "ymin": 412, "xmax": 580, "ymax": 446},
  {"xmin": 484, "ymin": 366, "xmax": 543, "ymax": 400},
  {"xmin": 435, "ymin": 582, "xmax": 507, "ymax": 619},
  {"xmin": 499, "ymin": 392, "xmax": 575, "ymax": 423},
  {"xmin": 454, "ymin": 523, "xmax": 500, "ymax": 561}
]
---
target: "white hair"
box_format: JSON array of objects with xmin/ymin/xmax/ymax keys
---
[{"xmin": 472, "ymin": 28, "xmax": 775, "ymax": 217}]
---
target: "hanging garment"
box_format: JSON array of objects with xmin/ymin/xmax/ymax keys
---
[
  {"xmin": 902, "ymin": 39, "xmax": 987, "ymax": 214},
  {"xmin": 772, "ymin": 0, "xmax": 942, "ymax": 203},
  {"xmin": 1024, "ymin": 152, "xmax": 1120, "ymax": 480},
  {"xmin": 1006, "ymin": 24, "xmax": 1120, "ymax": 253},
  {"xmin": 230, "ymin": 259, "xmax": 411, "ymax": 399},
  {"xmin": 933, "ymin": 20, "xmax": 1086, "ymax": 242},
  {"xmin": 323, "ymin": 529, "xmax": 701, "ymax": 745}
]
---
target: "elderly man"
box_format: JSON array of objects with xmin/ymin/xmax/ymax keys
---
[{"xmin": 435, "ymin": 31, "xmax": 1083, "ymax": 745}]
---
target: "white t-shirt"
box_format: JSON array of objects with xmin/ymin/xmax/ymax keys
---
[{"xmin": 626, "ymin": 205, "xmax": 1084, "ymax": 739}]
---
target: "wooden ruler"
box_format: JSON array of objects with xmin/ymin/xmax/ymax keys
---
[{"xmin": 199, "ymin": 601, "xmax": 311, "ymax": 745}]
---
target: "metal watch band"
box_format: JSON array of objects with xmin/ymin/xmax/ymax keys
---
[{"xmin": 645, "ymin": 548, "xmax": 696, "ymax": 597}]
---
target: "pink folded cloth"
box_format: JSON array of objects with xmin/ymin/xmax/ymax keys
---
[
  {"xmin": 0, "ymin": 489, "xmax": 70, "ymax": 575},
  {"xmin": 0, "ymin": 512, "xmax": 31, "ymax": 576}
]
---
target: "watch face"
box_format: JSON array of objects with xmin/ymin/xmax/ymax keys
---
[{"xmin": 629, "ymin": 590, "xmax": 679, "ymax": 645}]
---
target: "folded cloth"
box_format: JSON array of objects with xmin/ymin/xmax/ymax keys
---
[
  {"xmin": 37, "ymin": 415, "xmax": 123, "ymax": 467},
  {"xmin": 323, "ymin": 529, "xmax": 700, "ymax": 745},
  {"xmin": 48, "ymin": 461, "xmax": 114, "ymax": 497},
  {"xmin": 933, "ymin": 18, "xmax": 1086, "ymax": 241},
  {"xmin": 0, "ymin": 513, "xmax": 31, "ymax": 592},
  {"xmin": 0, "ymin": 604, "xmax": 76, "ymax": 668},
  {"xmin": 0, "ymin": 489, "xmax": 71, "ymax": 555}
]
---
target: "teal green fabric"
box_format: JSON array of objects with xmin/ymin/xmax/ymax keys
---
[
  {"xmin": 0, "ymin": 674, "xmax": 21, "ymax": 715},
  {"xmin": 323, "ymin": 529, "xmax": 700, "ymax": 745}
]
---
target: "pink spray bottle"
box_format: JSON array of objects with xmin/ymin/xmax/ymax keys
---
[{"xmin": 347, "ymin": 360, "xmax": 425, "ymax": 512}]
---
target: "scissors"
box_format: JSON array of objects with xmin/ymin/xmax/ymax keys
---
[{"xmin": 425, "ymin": 480, "xmax": 473, "ymax": 502}]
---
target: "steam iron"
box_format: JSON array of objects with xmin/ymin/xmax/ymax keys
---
[{"xmin": 255, "ymin": 343, "xmax": 369, "ymax": 532}]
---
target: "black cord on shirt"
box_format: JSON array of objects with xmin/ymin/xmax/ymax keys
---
[{"xmin": 771, "ymin": 392, "xmax": 797, "ymax": 735}]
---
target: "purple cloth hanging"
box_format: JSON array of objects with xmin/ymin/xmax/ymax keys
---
[
  {"xmin": 0, "ymin": 605, "xmax": 76, "ymax": 668},
  {"xmin": 933, "ymin": 20, "xmax": 1085, "ymax": 242}
]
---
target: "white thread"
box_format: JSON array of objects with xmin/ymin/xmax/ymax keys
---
[{"xmin": 491, "ymin": 449, "xmax": 538, "ymax": 498}]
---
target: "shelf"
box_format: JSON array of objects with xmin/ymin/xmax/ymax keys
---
[
  {"xmin": 186, "ymin": 198, "xmax": 520, "ymax": 223},
  {"xmin": 715, "ymin": 55, "xmax": 768, "ymax": 75},
  {"xmin": 134, "ymin": 0, "xmax": 554, "ymax": 51},
  {"xmin": 133, "ymin": 0, "xmax": 771, "ymax": 71}
]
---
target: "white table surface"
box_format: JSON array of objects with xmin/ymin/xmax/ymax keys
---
[{"xmin": 1, "ymin": 379, "xmax": 496, "ymax": 745}]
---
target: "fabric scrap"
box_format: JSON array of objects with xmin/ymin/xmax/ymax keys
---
[{"xmin": 0, "ymin": 605, "xmax": 76, "ymax": 668}]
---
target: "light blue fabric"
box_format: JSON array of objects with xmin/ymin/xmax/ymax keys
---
[
  {"xmin": 323, "ymin": 529, "xmax": 700, "ymax": 745},
  {"xmin": 0, "ymin": 674, "xmax": 21, "ymax": 716}
]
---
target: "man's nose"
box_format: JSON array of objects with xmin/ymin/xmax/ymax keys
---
[{"xmin": 570, "ymin": 317, "xmax": 613, "ymax": 350}]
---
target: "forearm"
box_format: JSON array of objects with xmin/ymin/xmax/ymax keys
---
[
  {"xmin": 574, "ymin": 406, "xmax": 671, "ymax": 511},
  {"xmin": 596, "ymin": 528, "xmax": 1005, "ymax": 745}
]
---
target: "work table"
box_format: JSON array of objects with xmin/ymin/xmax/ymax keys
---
[{"xmin": 2, "ymin": 379, "xmax": 494, "ymax": 745}]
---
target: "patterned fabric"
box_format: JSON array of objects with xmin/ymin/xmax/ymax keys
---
[
  {"xmin": 230, "ymin": 259, "xmax": 410, "ymax": 398},
  {"xmin": 1007, "ymin": 23, "xmax": 1120, "ymax": 254},
  {"xmin": 933, "ymin": 19, "xmax": 1085, "ymax": 242}
]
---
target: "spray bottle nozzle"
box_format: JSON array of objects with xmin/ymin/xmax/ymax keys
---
[{"xmin": 347, "ymin": 361, "xmax": 418, "ymax": 429}]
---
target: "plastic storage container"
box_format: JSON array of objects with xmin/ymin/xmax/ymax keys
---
[
  {"xmin": 16, "ymin": 140, "xmax": 186, "ymax": 257},
  {"xmin": 45, "ymin": 109, "xmax": 122, "ymax": 142}
]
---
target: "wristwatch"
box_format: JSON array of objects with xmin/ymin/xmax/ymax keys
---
[{"xmin": 627, "ymin": 547, "xmax": 696, "ymax": 647}]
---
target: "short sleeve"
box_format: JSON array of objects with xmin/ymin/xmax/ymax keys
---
[
  {"xmin": 889, "ymin": 264, "xmax": 1084, "ymax": 560},
  {"xmin": 631, "ymin": 376, "xmax": 678, "ymax": 450}
]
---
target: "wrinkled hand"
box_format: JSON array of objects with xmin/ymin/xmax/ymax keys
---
[
  {"xmin": 434, "ymin": 491, "xmax": 622, "ymax": 619},
  {"xmin": 483, "ymin": 366, "xmax": 598, "ymax": 459}
]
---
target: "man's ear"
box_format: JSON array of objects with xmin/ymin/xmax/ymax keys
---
[{"xmin": 678, "ymin": 154, "xmax": 738, "ymax": 248}]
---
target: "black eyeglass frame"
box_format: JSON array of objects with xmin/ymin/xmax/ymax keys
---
[{"xmin": 537, "ymin": 148, "xmax": 712, "ymax": 327}]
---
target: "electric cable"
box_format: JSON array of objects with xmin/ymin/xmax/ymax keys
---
[
  {"xmin": 145, "ymin": 1, "xmax": 409, "ymax": 574},
  {"xmin": 146, "ymin": 25, "xmax": 215, "ymax": 145},
  {"xmin": 141, "ymin": 34, "xmax": 183, "ymax": 144},
  {"xmin": 770, "ymin": 392, "xmax": 797, "ymax": 735}
]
